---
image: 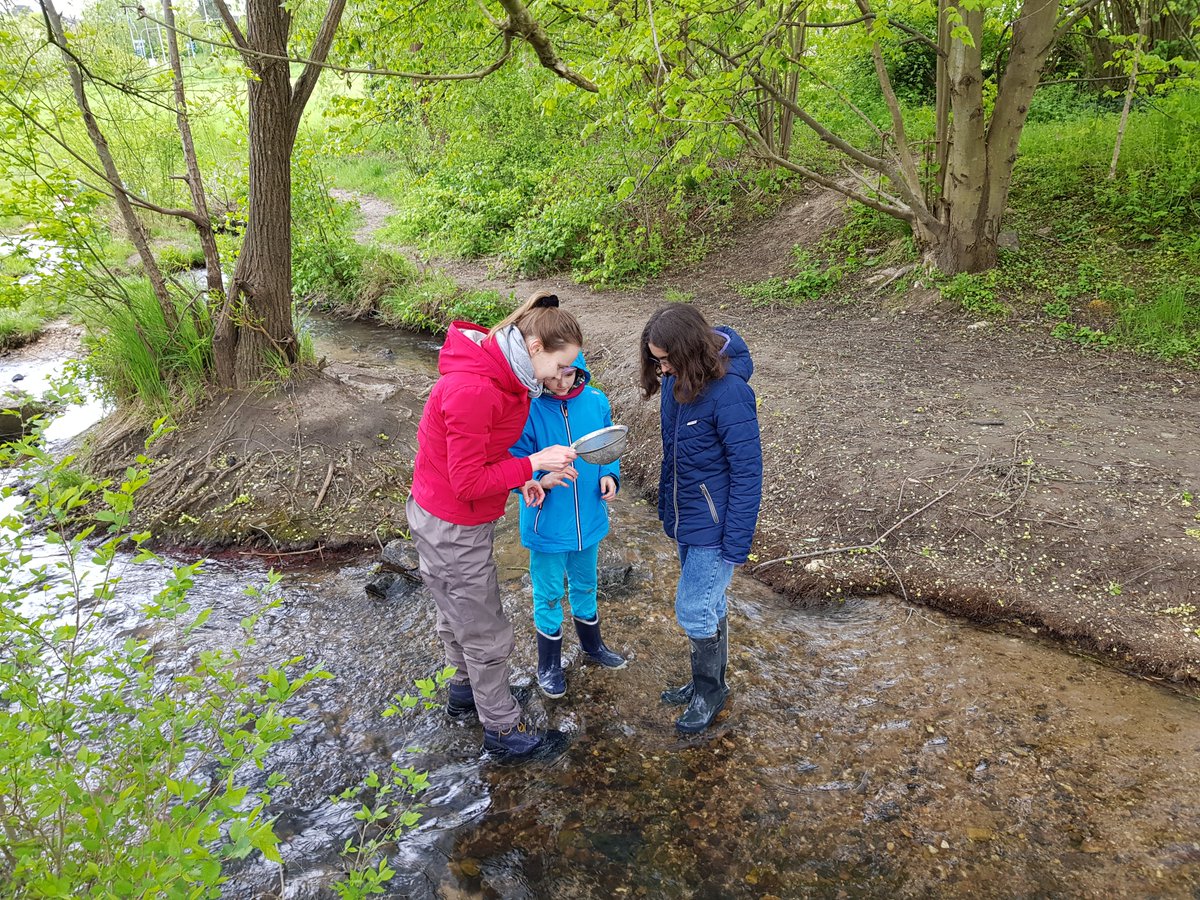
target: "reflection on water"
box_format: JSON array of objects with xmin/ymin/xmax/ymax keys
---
[{"xmin": 3, "ymin": 329, "xmax": 1198, "ymax": 899}]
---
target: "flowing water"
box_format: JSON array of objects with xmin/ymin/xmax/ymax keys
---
[{"xmin": 2, "ymin": 321, "xmax": 1198, "ymax": 899}]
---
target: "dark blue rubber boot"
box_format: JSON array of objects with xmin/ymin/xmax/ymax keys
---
[
  {"xmin": 573, "ymin": 616, "xmax": 627, "ymax": 669},
  {"xmin": 483, "ymin": 717, "xmax": 569, "ymax": 763},
  {"xmin": 661, "ymin": 615, "xmax": 727, "ymax": 705},
  {"xmin": 537, "ymin": 629, "xmax": 566, "ymax": 698}
]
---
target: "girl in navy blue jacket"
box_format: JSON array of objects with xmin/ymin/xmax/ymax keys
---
[
  {"xmin": 511, "ymin": 353, "xmax": 627, "ymax": 698},
  {"xmin": 640, "ymin": 304, "xmax": 763, "ymax": 733}
]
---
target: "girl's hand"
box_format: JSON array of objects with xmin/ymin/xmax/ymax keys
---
[
  {"xmin": 529, "ymin": 444, "xmax": 577, "ymax": 473},
  {"xmin": 520, "ymin": 479, "xmax": 545, "ymax": 508},
  {"xmin": 600, "ymin": 475, "xmax": 618, "ymax": 501},
  {"xmin": 540, "ymin": 467, "xmax": 578, "ymax": 490}
]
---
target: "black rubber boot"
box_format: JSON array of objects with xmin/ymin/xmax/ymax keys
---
[
  {"xmin": 573, "ymin": 616, "xmax": 627, "ymax": 669},
  {"xmin": 675, "ymin": 631, "xmax": 727, "ymax": 733},
  {"xmin": 446, "ymin": 682, "xmax": 533, "ymax": 720},
  {"xmin": 661, "ymin": 615, "xmax": 727, "ymax": 705},
  {"xmin": 536, "ymin": 629, "xmax": 566, "ymax": 698}
]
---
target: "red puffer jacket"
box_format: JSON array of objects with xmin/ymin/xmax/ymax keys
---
[{"xmin": 409, "ymin": 321, "xmax": 534, "ymax": 525}]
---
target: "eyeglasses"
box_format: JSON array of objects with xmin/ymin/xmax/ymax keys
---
[
  {"xmin": 650, "ymin": 352, "xmax": 669, "ymax": 374},
  {"xmin": 557, "ymin": 366, "xmax": 578, "ymax": 379}
]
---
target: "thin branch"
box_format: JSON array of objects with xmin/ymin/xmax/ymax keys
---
[
  {"xmin": 132, "ymin": 6, "xmax": 519, "ymax": 84},
  {"xmin": 754, "ymin": 457, "xmax": 982, "ymax": 572},
  {"xmin": 647, "ymin": 0, "xmax": 668, "ymax": 77},
  {"xmin": 787, "ymin": 14, "xmax": 944, "ymax": 56},
  {"xmin": 733, "ymin": 118, "xmax": 915, "ymax": 221},
  {"xmin": 0, "ymin": 89, "xmax": 206, "ymax": 225},
  {"xmin": 209, "ymin": 0, "xmax": 251, "ymax": 59},
  {"xmin": 290, "ymin": 0, "xmax": 348, "ymax": 122},
  {"xmin": 496, "ymin": 0, "xmax": 599, "ymax": 91},
  {"xmin": 1048, "ymin": 0, "xmax": 1106, "ymax": 50},
  {"xmin": 855, "ymin": 0, "xmax": 923, "ymax": 195}
]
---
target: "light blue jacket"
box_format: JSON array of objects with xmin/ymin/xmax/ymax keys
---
[{"xmin": 510, "ymin": 353, "xmax": 620, "ymax": 553}]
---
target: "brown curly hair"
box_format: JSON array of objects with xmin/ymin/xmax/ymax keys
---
[{"xmin": 639, "ymin": 304, "xmax": 727, "ymax": 404}]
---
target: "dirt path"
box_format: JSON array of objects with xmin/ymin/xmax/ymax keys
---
[{"xmin": 345, "ymin": 188, "xmax": 1200, "ymax": 689}]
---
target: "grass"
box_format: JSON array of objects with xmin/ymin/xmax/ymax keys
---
[
  {"xmin": 81, "ymin": 277, "xmax": 212, "ymax": 412},
  {"xmin": 328, "ymin": 154, "xmax": 410, "ymax": 206},
  {"xmin": 378, "ymin": 272, "xmax": 514, "ymax": 333},
  {"xmin": 0, "ymin": 302, "xmax": 46, "ymax": 350}
]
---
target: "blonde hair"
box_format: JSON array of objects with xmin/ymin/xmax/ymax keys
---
[{"xmin": 489, "ymin": 290, "xmax": 583, "ymax": 351}]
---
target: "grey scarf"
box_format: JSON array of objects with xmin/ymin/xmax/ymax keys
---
[{"xmin": 493, "ymin": 324, "xmax": 543, "ymax": 398}]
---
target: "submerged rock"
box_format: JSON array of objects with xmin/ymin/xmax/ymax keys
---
[
  {"xmin": 365, "ymin": 571, "xmax": 423, "ymax": 602},
  {"xmin": 0, "ymin": 390, "xmax": 53, "ymax": 442},
  {"xmin": 380, "ymin": 539, "xmax": 422, "ymax": 578}
]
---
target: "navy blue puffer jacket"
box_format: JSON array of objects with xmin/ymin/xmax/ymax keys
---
[{"xmin": 657, "ymin": 326, "xmax": 763, "ymax": 563}]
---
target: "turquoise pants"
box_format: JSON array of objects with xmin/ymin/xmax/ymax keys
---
[{"xmin": 529, "ymin": 543, "xmax": 600, "ymax": 635}]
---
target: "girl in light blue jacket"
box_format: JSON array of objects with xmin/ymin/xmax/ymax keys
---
[{"xmin": 511, "ymin": 352, "xmax": 627, "ymax": 698}]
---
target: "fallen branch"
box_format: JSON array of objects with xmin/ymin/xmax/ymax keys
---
[
  {"xmin": 754, "ymin": 457, "xmax": 981, "ymax": 572},
  {"xmin": 313, "ymin": 461, "xmax": 335, "ymax": 511}
]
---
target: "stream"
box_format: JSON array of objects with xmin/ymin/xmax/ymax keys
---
[{"xmin": 1, "ymin": 318, "xmax": 1198, "ymax": 898}]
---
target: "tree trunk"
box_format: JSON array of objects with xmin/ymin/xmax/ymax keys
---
[
  {"xmin": 162, "ymin": 0, "xmax": 223, "ymax": 297},
  {"xmin": 932, "ymin": 5, "xmax": 995, "ymax": 272},
  {"xmin": 210, "ymin": 0, "xmax": 349, "ymax": 388},
  {"xmin": 213, "ymin": 0, "xmax": 298, "ymax": 387}
]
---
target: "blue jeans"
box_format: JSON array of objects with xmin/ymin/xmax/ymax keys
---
[
  {"xmin": 675, "ymin": 544, "xmax": 733, "ymax": 639},
  {"xmin": 529, "ymin": 543, "xmax": 600, "ymax": 635}
]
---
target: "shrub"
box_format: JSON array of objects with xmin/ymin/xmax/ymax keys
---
[{"xmin": 0, "ymin": 431, "xmax": 330, "ymax": 896}]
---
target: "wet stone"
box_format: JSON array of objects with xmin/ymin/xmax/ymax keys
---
[
  {"xmin": 598, "ymin": 563, "xmax": 637, "ymax": 594},
  {"xmin": 380, "ymin": 539, "xmax": 421, "ymax": 576},
  {"xmin": 364, "ymin": 572, "xmax": 422, "ymax": 602}
]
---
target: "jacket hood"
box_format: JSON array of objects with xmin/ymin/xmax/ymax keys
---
[
  {"xmin": 439, "ymin": 321, "xmax": 524, "ymax": 395},
  {"xmin": 715, "ymin": 326, "xmax": 753, "ymax": 384},
  {"xmin": 536, "ymin": 350, "xmax": 592, "ymax": 404}
]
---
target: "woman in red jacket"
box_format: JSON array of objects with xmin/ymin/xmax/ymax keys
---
[{"xmin": 406, "ymin": 291, "xmax": 581, "ymax": 761}]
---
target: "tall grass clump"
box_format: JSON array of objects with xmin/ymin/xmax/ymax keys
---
[
  {"xmin": 1113, "ymin": 282, "xmax": 1200, "ymax": 362},
  {"xmin": 378, "ymin": 272, "xmax": 514, "ymax": 332},
  {"xmin": 82, "ymin": 278, "xmax": 212, "ymax": 411}
]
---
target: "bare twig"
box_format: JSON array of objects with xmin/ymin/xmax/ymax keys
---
[
  {"xmin": 754, "ymin": 457, "xmax": 982, "ymax": 571},
  {"xmin": 314, "ymin": 462, "xmax": 335, "ymax": 511}
]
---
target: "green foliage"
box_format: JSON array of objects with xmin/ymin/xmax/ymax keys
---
[
  {"xmin": 0, "ymin": 428, "xmax": 331, "ymax": 896},
  {"xmin": 1112, "ymin": 283, "xmax": 1200, "ymax": 361},
  {"xmin": 939, "ymin": 271, "xmax": 1010, "ymax": 317},
  {"xmin": 1051, "ymin": 321, "xmax": 1115, "ymax": 347},
  {"xmin": 292, "ymin": 149, "xmax": 370, "ymax": 308},
  {"xmin": 332, "ymin": 668, "xmax": 453, "ymax": 899},
  {"xmin": 736, "ymin": 246, "xmax": 846, "ymax": 307},
  {"xmin": 378, "ymin": 271, "xmax": 514, "ymax": 333}
]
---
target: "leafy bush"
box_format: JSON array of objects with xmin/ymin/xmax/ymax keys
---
[
  {"xmin": 378, "ymin": 271, "xmax": 514, "ymax": 332},
  {"xmin": 0, "ymin": 430, "xmax": 330, "ymax": 896}
]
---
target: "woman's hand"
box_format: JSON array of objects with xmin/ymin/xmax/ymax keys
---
[
  {"xmin": 529, "ymin": 444, "xmax": 577, "ymax": 473},
  {"xmin": 520, "ymin": 479, "xmax": 545, "ymax": 508},
  {"xmin": 540, "ymin": 467, "xmax": 578, "ymax": 490},
  {"xmin": 600, "ymin": 475, "xmax": 618, "ymax": 501}
]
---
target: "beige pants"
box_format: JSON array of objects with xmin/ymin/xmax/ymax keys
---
[{"xmin": 405, "ymin": 495, "xmax": 521, "ymax": 730}]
